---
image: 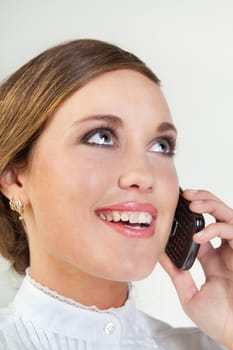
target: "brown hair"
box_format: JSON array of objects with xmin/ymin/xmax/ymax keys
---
[{"xmin": 0, "ymin": 39, "xmax": 160, "ymax": 274}]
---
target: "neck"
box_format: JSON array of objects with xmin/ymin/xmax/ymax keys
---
[{"xmin": 29, "ymin": 262, "xmax": 129, "ymax": 310}]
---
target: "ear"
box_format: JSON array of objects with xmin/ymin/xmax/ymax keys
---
[{"xmin": 0, "ymin": 167, "xmax": 26, "ymax": 201}]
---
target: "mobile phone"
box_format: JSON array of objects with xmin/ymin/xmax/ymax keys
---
[{"xmin": 165, "ymin": 188, "xmax": 205, "ymax": 270}]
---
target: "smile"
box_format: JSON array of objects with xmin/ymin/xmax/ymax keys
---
[
  {"xmin": 96, "ymin": 202, "xmax": 157, "ymax": 238},
  {"xmin": 99, "ymin": 211, "xmax": 152, "ymax": 226}
]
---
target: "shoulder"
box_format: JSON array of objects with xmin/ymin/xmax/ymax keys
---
[
  {"xmin": 0, "ymin": 305, "xmax": 17, "ymax": 350},
  {"xmin": 138, "ymin": 310, "xmax": 226, "ymax": 350},
  {"xmin": 0, "ymin": 304, "xmax": 16, "ymax": 328}
]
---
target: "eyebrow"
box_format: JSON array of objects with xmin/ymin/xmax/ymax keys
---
[
  {"xmin": 72, "ymin": 114, "xmax": 123, "ymax": 128},
  {"xmin": 72, "ymin": 114, "xmax": 177, "ymax": 134},
  {"xmin": 157, "ymin": 121, "xmax": 177, "ymax": 134}
]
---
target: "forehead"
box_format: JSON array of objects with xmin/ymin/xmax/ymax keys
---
[
  {"xmin": 54, "ymin": 69, "xmax": 172, "ymax": 123},
  {"xmin": 29, "ymin": 69, "xmax": 175, "ymax": 162}
]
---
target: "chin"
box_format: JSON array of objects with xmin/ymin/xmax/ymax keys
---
[
  {"xmin": 109, "ymin": 259, "xmax": 158, "ymax": 283},
  {"xmin": 129, "ymin": 265, "xmax": 157, "ymax": 282}
]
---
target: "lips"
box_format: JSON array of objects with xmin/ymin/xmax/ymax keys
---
[{"xmin": 96, "ymin": 202, "xmax": 157, "ymax": 238}]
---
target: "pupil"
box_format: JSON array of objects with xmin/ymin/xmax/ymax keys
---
[
  {"xmin": 101, "ymin": 132, "xmax": 110, "ymax": 142},
  {"xmin": 160, "ymin": 141, "xmax": 167, "ymax": 151}
]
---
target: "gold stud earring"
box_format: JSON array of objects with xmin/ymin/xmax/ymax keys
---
[{"xmin": 9, "ymin": 198, "xmax": 24, "ymax": 220}]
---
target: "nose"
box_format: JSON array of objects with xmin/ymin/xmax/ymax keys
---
[{"xmin": 118, "ymin": 154, "xmax": 154, "ymax": 193}]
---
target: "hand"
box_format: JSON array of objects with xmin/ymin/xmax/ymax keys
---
[{"xmin": 159, "ymin": 189, "xmax": 233, "ymax": 349}]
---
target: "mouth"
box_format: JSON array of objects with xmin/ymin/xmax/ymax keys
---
[{"xmin": 96, "ymin": 202, "xmax": 157, "ymax": 238}]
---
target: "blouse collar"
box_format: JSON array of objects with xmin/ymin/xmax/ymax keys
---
[
  {"xmin": 11, "ymin": 271, "xmax": 142, "ymax": 343},
  {"xmin": 25, "ymin": 268, "xmax": 133, "ymax": 313}
]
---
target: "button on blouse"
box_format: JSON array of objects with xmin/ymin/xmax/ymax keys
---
[{"xmin": 0, "ymin": 272, "xmax": 226, "ymax": 350}]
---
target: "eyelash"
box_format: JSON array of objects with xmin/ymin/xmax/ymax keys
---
[
  {"xmin": 80, "ymin": 125, "xmax": 118, "ymax": 147},
  {"xmin": 80, "ymin": 125, "xmax": 176, "ymax": 157},
  {"xmin": 152, "ymin": 135, "xmax": 177, "ymax": 157}
]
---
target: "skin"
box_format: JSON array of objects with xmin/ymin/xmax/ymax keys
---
[
  {"xmin": 1, "ymin": 69, "xmax": 233, "ymax": 349},
  {"xmin": 1, "ymin": 70, "xmax": 179, "ymax": 308},
  {"xmin": 160, "ymin": 190, "xmax": 233, "ymax": 349}
]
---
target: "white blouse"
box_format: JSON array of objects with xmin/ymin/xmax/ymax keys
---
[{"xmin": 0, "ymin": 273, "xmax": 226, "ymax": 350}]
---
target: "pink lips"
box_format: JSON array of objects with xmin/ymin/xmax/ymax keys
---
[{"xmin": 96, "ymin": 202, "xmax": 157, "ymax": 238}]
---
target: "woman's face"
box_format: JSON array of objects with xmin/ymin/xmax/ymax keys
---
[{"xmin": 21, "ymin": 69, "xmax": 179, "ymax": 282}]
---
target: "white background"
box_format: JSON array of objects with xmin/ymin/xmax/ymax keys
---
[{"xmin": 0, "ymin": 0, "xmax": 233, "ymax": 327}]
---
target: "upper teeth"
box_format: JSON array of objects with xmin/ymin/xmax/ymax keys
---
[{"xmin": 99, "ymin": 211, "xmax": 152, "ymax": 225}]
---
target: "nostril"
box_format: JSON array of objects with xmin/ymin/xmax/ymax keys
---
[
  {"xmin": 129, "ymin": 183, "xmax": 153, "ymax": 193},
  {"xmin": 130, "ymin": 184, "xmax": 140, "ymax": 188}
]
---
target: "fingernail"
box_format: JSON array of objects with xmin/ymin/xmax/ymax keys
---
[
  {"xmin": 194, "ymin": 200, "xmax": 203, "ymax": 205},
  {"xmin": 194, "ymin": 230, "xmax": 204, "ymax": 238},
  {"xmin": 187, "ymin": 189, "xmax": 198, "ymax": 193}
]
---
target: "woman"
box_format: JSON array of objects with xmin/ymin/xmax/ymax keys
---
[{"xmin": 0, "ymin": 39, "xmax": 232, "ymax": 349}]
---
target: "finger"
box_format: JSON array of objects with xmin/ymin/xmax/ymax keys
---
[
  {"xmin": 183, "ymin": 189, "xmax": 222, "ymax": 202},
  {"xmin": 196, "ymin": 241, "xmax": 218, "ymax": 274},
  {"xmin": 193, "ymin": 222, "xmax": 233, "ymax": 248},
  {"xmin": 219, "ymin": 241, "xmax": 233, "ymax": 271},
  {"xmin": 197, "ymin": 241, "xmax": 214, "ymax": 260},
  {"xmin": 196, "ymin": 241, "xmax": 233, "ymax": 277},
  {"xmin": 189, "ymin": 199, "xmax": 233, "ymax": 224}
]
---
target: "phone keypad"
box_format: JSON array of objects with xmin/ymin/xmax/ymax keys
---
[{"xmin": 165, "ymin": 193, "xmax": 204, "ymax": 269}]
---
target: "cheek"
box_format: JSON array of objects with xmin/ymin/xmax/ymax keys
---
[
  {"xmin": 76, "ymin": 160, "xmax": 111, "ymax": 192},
  {"xmin": 154, "ymin": 162, "xmax": 179, "ymax": 240},
  {"xmin": 25, "ymin": 147, "xmax": 179, "ymax": 280},
  {"xmin": 26, "ymin": 152, "xmax": 114, "ymax": 235}
]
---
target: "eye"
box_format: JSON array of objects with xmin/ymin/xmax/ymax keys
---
[
  {"xmin": 149, "ymin": 136, "xmax": 176, "ymax": 156},
  {"xmin": 83, "ymin": 127, "xmax": 115, "ymax": 146}
]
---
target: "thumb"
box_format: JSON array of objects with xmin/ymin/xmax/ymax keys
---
[{"xmin": 159, "ymin": 252, "xmax": 198, "ymax": 306}]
